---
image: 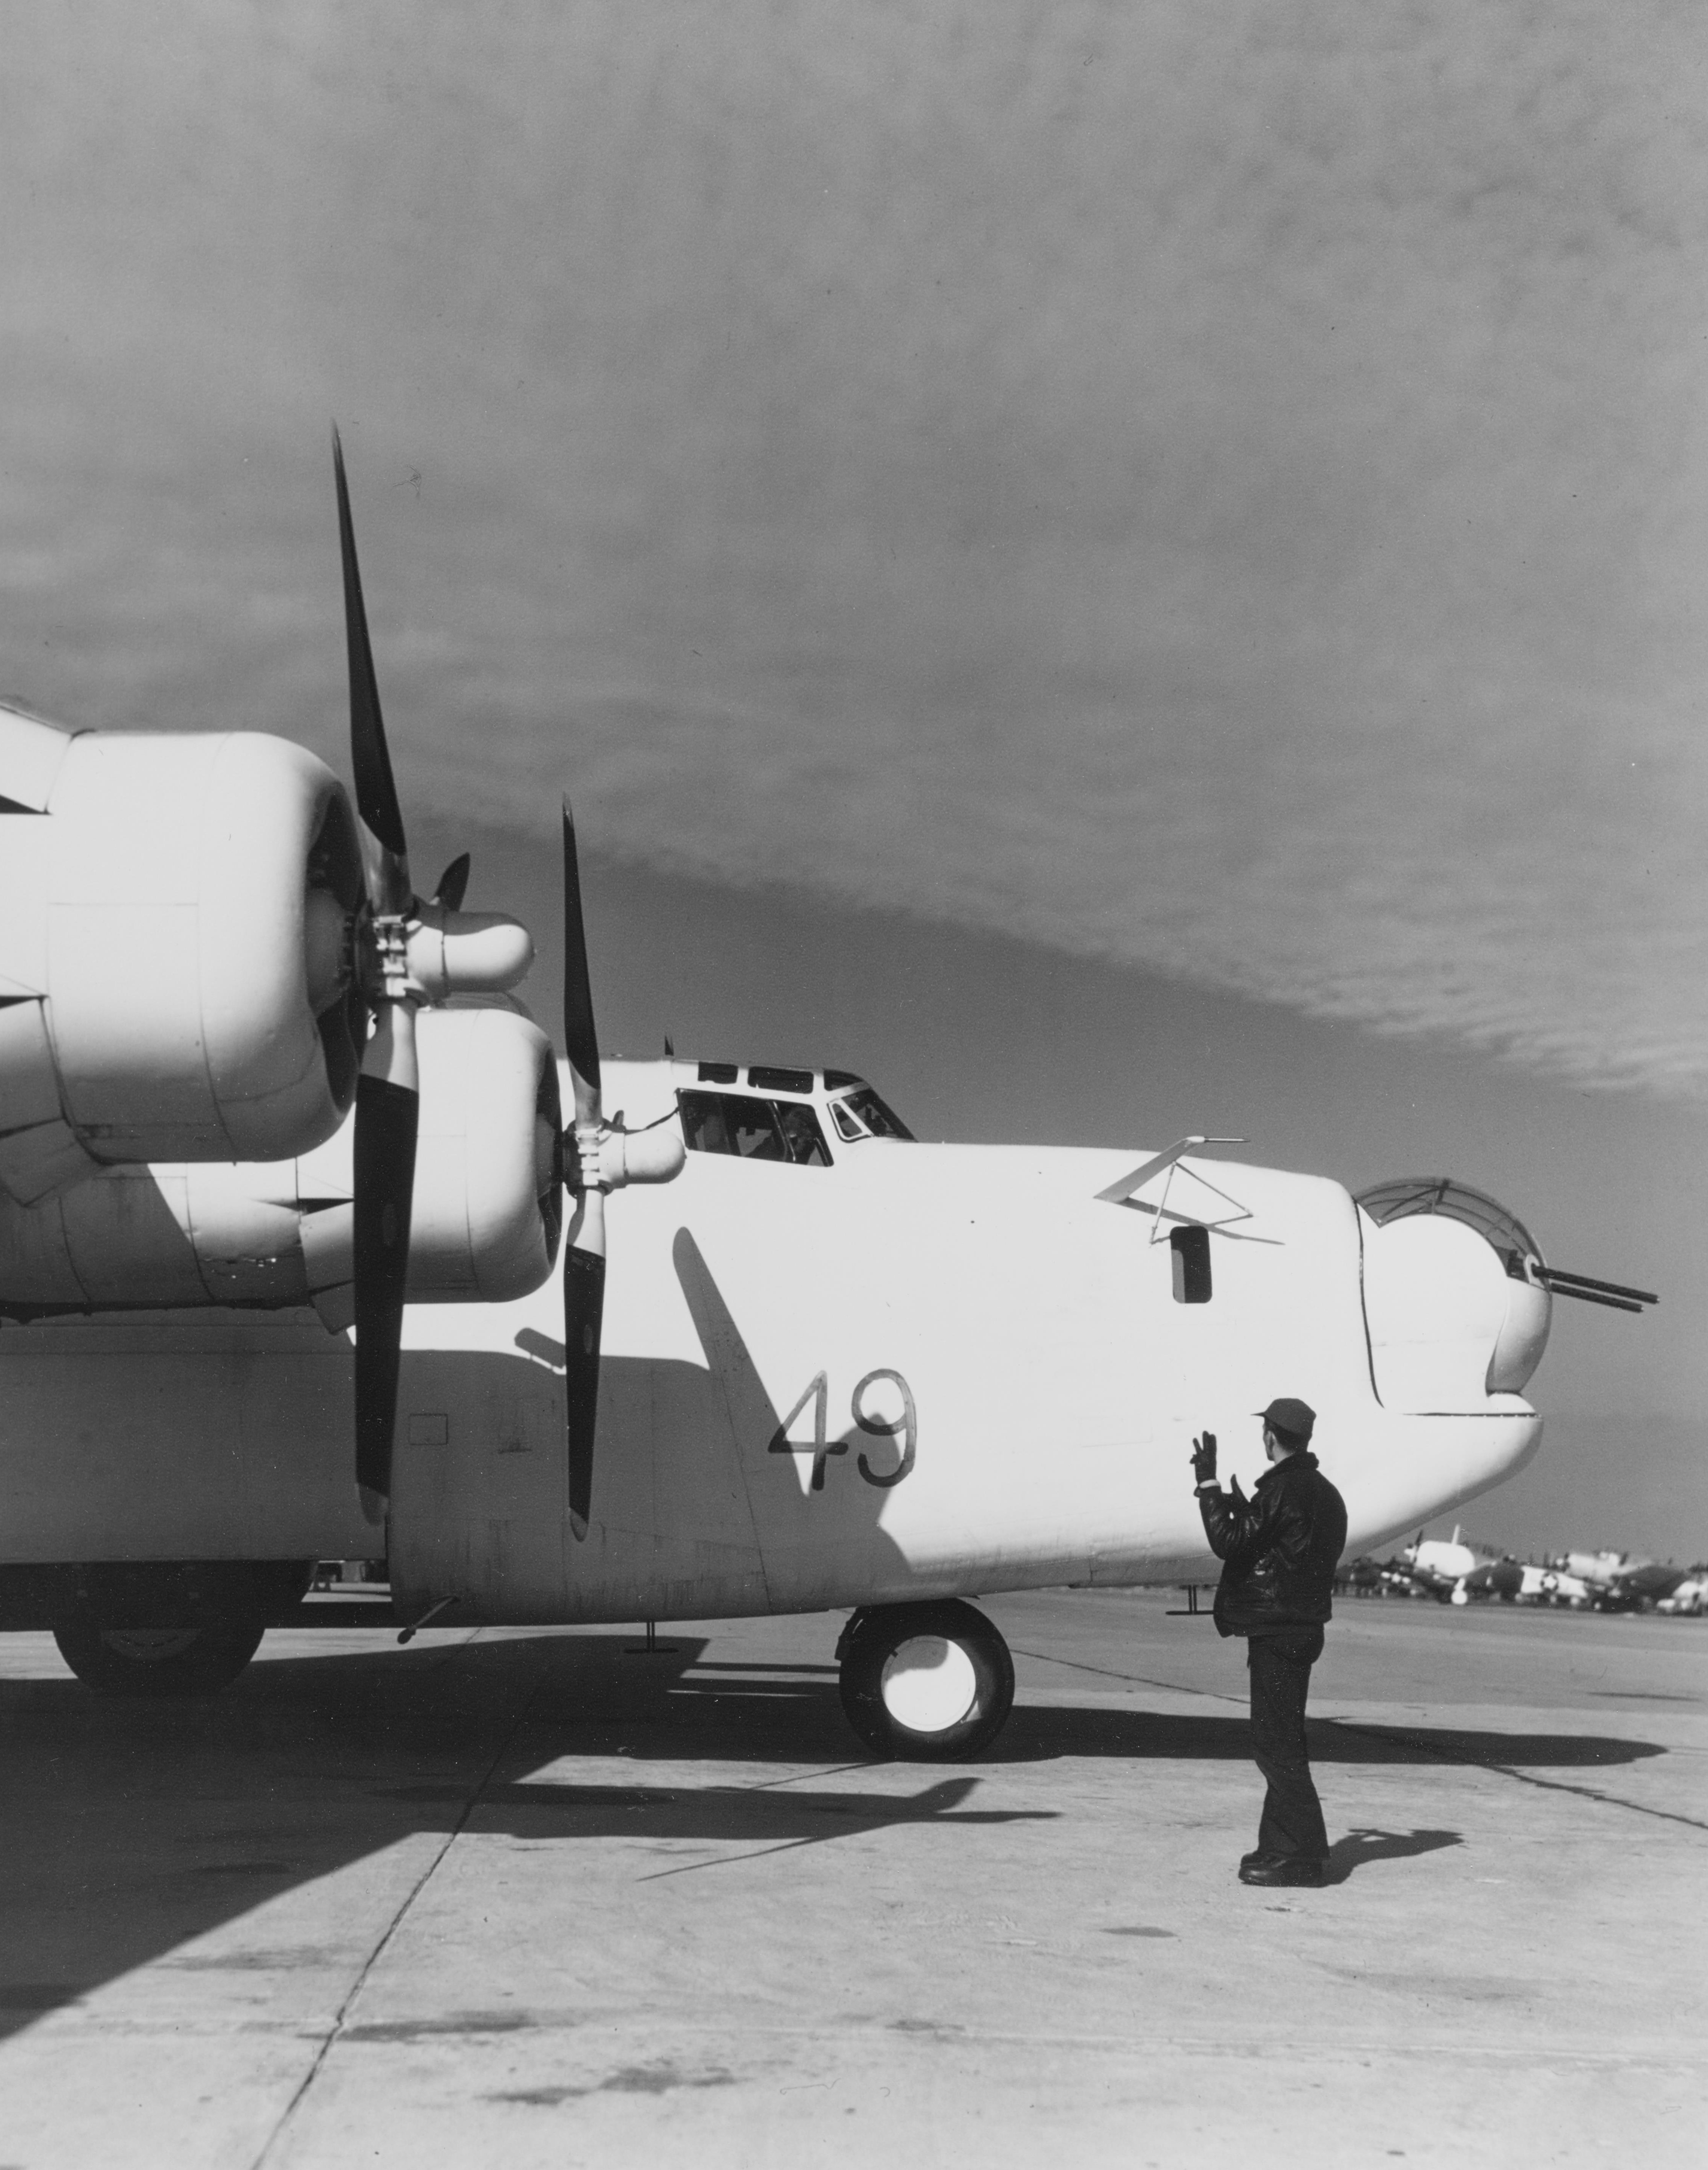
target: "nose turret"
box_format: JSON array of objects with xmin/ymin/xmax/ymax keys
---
[{"xmin": 1355, "ymin": 1179, "xmax": 1552, "ymax": 1409}]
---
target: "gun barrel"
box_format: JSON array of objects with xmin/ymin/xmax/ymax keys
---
[{"xmin": 1541, "ymin": 1267, "xmax": 1658, "ymax": 1307}]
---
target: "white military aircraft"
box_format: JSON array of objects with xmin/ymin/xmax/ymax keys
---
[{"xmin": 0, "ymin": 443, "xmax": 1659, "ymax": 1758}]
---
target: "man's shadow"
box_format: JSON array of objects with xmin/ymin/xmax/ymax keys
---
[{"xmin": 1320, "ymin": 1826, "xmax": 1462, "ymax": 1884}]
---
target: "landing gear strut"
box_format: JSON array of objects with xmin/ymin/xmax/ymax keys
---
[{"xmin": 837, "ymin": 1599, "xmax": 1015, "ymax": 1761}]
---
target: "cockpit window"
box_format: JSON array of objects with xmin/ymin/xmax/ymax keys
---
[
  {"xmin": 830, "ymin": 1100, "xmax": 865, "ymax": 1143},
  {"xmin": 776, "ymin": 1102, "xmax": 832, "ymax": 1166},
  {"xmin": 680, "ymin": 1091, "xmax": 783, "ymax": 1161},
  {"xmin": 679, "ymin": 1091, "xmax": 832, "ymax": 1168},
  {"xmin": 748, "ymin": 1065, "xmax": 814, "ymax": 1094},
  {"xmin": 839, "ymin": 1086, "xmax": 914, "ymax": 1141}
]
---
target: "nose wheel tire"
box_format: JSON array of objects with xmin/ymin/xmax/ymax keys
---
[
  {"xmin": 52, "ymin": 1617, "xmax": 266, "ymax": 1697},
  {"xmin": 837, "ymin": 1600, "xmax": 1015, "ymax": 1760}
]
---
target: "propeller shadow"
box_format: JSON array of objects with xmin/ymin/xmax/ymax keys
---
[{"xmin": 667, "ymin": 1226, "xmax": 923, "ymax": 1582}]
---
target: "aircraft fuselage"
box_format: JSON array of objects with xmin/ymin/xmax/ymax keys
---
[{"xmin": 0, "ymin": 1060, "xmax": 1543, "ymax": 1628}]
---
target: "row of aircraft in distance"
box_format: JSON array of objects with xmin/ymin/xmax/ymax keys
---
[
  {"xmin": 1337, "ymin": 1530, "xmax": 1705, "ymax": 1612},
  {"xmin": 0, "ymin": 433, "xmax": 1662, "ymax": 1758}
]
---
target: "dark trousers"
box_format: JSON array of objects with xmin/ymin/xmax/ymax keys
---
[{"xmin": 1246, "ymin": 1627, "xmax": 1328, "ymax": 1861}]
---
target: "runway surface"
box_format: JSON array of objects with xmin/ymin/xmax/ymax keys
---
[{"xmin": 2, "ymin": 1590, "xmax": 1704, "ymax": 2167}]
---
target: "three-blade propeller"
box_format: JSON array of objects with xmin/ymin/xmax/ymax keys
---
[{"xmin": 331, "ymin": 431, "xmax": 677, "ymax": 1536}]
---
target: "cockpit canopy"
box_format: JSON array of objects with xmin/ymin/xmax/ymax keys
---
[{"xmin": 676, "ymin": 1062, "xmax": 913, "ymax": 1169}]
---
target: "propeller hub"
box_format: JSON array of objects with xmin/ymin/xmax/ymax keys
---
[
  {"xmin": 403, "ymin": 905, "xmax": 534, "ymax": 1003},
  {"xmin": 563, "ymin": 1116, "xmax": 687, "ymax": 1194},
  {"xmin": 569, "ymin": 1119, "xmax": 611, "ymax": 1195},
  {"xmin": 362, "ymin": 912, "xmax": 414, "ymax": 1005}
]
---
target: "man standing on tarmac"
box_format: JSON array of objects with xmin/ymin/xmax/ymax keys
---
[{"xmin": 1191, "ymin": 1398, "xmax": 1348, "ymax": 1888}]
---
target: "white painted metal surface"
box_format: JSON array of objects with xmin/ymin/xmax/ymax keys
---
[
  {"xmin": 0, "ymin": 1060, "xmax": 1544, "ymax": 1627},
  {"xmin": 0, "ymin": 716, "xmax": 364, "ymax": 1193},
  {"xmin": 881, "ymin": 1636, "xmax": 978, "ymax": 1730},
  {"xmin": 0, "ymin": 1008, "xmax": 560, "ymax": 1314}
]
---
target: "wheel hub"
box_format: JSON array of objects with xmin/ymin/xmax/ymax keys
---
[{"xmin": 879, "ymin": 1635, "xmax": 978, "ymax": 1733}]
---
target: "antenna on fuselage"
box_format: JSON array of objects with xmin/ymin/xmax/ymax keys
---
[{"xmin": 1093, "ymin": 1136, "xmax": 1246, "ymax": 1207}]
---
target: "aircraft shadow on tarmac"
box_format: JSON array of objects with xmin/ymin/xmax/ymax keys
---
[
  {"xmin": 993, "ymin": 1704, "xmax": 1666, "ymax": 1769},
  {"xmin": 0, "ymin": 1632, "xmax": 1667, "ymax": 2042}
]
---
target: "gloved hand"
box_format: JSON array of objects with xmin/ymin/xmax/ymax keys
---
[{"xmin": 1190, "ymin": 1431, "xmax": 1218, "ymax": 1486}]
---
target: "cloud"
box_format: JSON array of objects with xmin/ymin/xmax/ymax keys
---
[{"xmin": 2, "ymin": 2, "xmax": 1704, "ymax": 1097}]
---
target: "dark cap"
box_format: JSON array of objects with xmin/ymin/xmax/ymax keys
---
[{"xmin": 1256, "ymin": 1397, "xmax": 1316, "ymax": 1442}]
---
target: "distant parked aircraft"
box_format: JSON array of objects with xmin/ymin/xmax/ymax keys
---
[
  {"xmin": 1560, "ymin": 1551, "xmax": 1689, "ymax": 1612},
  {"xmin": 1391, "ymin": 1527, "xmax": 1523, "ymax": 1605}
]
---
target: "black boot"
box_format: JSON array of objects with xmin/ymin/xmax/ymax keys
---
[{"xmin": 1238, "ymin": 1853, "xmax": 1325, "ymax": 1887}]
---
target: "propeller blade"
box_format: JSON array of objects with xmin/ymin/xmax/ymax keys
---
[
  {"xmin": 561, "ymin": 798, "xmax": 601, "ymax": 1126},
  {"xmin": 332, "ymin": 426, "xmax": 411, "ymax": 912},
  {"xmin": 433, "ymin": 853, "xmax": 471, "ymax": 912},
  {"xmin": 353, "ymin": 1000, "xmax": 419, "ymax": 1521},
  {"xmin": 564, "ymin": 1189, "xmax": 605, "ymax": 1541},
  {"xmin": 559, "ymin": 799, "xmax": 605, "ymax": 1540}
]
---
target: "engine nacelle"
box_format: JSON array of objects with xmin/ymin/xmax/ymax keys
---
[
  {"xmin": 295, "ymin": 1006, "xmax": 562, "ymax": 1318},
  {"xmin": 0, "ymin": 1007, "xmax": 561, "ymax": 1321},
  {"xmin": 0, "ymin": 706, "xmax": 367, "ymax": 1202}
]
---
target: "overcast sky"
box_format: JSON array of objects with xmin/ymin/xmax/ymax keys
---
[{"xmin": 4, "ymin": 2, "xmax": 1705, "ymax": 1101}]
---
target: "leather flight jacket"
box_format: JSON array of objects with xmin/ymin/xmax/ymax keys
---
[{"xmin": 1198, "ymin": 1450, "xmax": 1349, "ymax": 1639}]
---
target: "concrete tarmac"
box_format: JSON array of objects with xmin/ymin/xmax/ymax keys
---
[{"xmin": 2, "ymin": 1590, "xmax": 1704, "ymax": 2168}]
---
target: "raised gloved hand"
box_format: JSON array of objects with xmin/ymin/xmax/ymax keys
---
[{"xmin": 1190, "ymin": 1431, "xmax": 1218, "ymax": 1486}]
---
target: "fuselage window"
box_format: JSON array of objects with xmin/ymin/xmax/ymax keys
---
[
  {"xmin": 1170, "ymin": 1223, "xmax": 1213, "ymax": 1304},
  {"xmin": 838, "ymin": 1087, "xmax": 914, "ymax": 1141},
  {"xmin": 678, "ymin": 1091, "xmax": 832, "ymax": 1168}
]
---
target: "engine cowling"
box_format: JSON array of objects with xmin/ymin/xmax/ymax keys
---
[
  {"xmin": 0, "ymin": 706, "xmax": 367, "ymax": 1202},
  {"xmin": 295, "ymin": 1005, "xmax": 563, "ymax": 1319},
  {"xmin": 0, "ymin": 1006, "xmax": 561, "ymax": 1321}
]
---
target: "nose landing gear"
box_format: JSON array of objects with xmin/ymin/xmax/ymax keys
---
[{"xmin": 836, "ymin": 1599, "xmax": 1015, "ymax": 1760}]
